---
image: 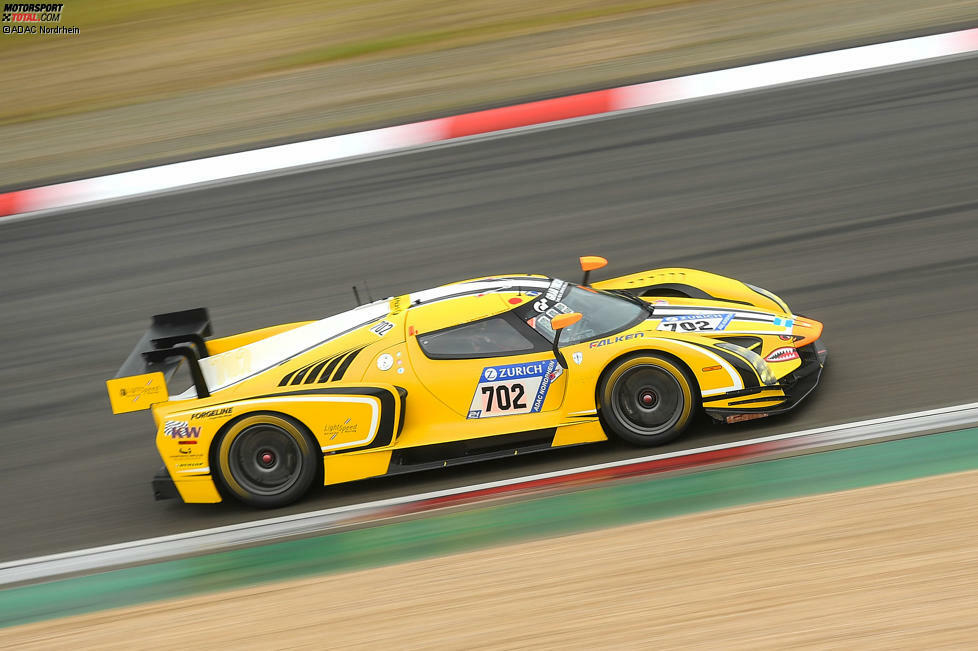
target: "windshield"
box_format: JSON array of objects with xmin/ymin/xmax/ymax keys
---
[{"xmin": 520, "ymin": 282, "xmax": 648, "ymax": 345}]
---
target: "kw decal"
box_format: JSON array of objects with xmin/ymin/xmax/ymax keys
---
[{"xmin": 164, "ymin": 420, "xmax": 201, "ymax": 441}]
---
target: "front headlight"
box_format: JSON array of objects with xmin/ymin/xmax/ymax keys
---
[{"xmin": 716, "ymin": 342, "xmax": 778, "ymax": 386}]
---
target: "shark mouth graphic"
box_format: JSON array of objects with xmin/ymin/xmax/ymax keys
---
[{"xmin": 765, "ymin": 347, "xmax": 800, "ymax": 363}]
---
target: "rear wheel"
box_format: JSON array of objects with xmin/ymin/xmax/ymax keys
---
[
  {"xmin": 215, "ymin": 414, "xmax": 318, "ymax": 508},
  {"xmin": 598, "ymin": 353, "xmax": 696, "ymax": 446}
]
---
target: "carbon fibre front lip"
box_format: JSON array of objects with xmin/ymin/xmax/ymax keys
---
[{"xmin": 704, "ymin": 339, "xmax": 827, "ymax": 422}]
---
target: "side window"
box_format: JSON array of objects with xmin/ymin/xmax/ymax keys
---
[{"xmin": 418, "ymin": 316, "xmax": 538, "ymax": 359}]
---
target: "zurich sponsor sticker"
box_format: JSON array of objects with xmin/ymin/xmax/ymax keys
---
[{"xmin": 468, "ymin": 359, "xmax": 558, "ymax": 418}]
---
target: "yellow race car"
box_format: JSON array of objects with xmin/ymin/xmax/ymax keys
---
[{"xmin": 108, "ymin": 257, "xmax": 826, "ymax": 507}]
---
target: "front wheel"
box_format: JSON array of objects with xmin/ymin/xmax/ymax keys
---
[
  {"xmin": 215, "ymin": 414, "xmax": 318, "ymax": 508},
  {"xmin": 598, "ymin": 353, "xmax": 697, "ymax": 446}
]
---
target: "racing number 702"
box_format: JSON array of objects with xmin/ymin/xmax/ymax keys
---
[
  {"xmin": 661, "ymin": 320, "xmax": 711, "ymax": 332},
  {"xmin": 482, "ymin": 383, "xmax": 527, "ymax": 412}
]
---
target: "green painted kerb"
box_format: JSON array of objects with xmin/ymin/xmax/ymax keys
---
[{"xmin": 3, "ymin": 428, "xmax": 977, "ymax": 628}]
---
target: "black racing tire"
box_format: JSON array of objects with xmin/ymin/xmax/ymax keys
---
[
  {"xmin": 598, "ymin": 353, "xmax": 697, "ymax": 447},
  {"xmin": 214, "ymin": 414, "xmax": 318, "ymax": 508}
]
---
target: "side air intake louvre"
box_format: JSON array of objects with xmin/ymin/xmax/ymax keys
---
[{"xmin": 278, "ymin": 347, "xmax": 365, "ymax": 386}]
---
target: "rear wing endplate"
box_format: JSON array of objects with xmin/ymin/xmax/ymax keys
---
[{"xmin": 106, "ymin": 308, "xmax": 212, "ymax": 414}]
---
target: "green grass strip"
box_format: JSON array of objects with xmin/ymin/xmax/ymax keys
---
[{"xmin": 2, "ymin": 428, "xmax": 977, "ymax": 628}]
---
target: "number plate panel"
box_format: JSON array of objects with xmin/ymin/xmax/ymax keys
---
[
  {"xmin": 656, "ymin": 313, "xmax": 733, "ymax": 333},
  {"xmin": 467, "ymin": 360, "xmax": 560, "ymax": 419}
]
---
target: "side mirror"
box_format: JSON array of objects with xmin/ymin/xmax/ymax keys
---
[
  {"xmin": 551, "ymin": 312, "xmax": 582, "ymax": 369},
  {"xmin": 579, "ymin": 256, "xmax": 608, "ymax": 287}
]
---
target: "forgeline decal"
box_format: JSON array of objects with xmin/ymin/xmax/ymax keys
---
[
  {"xmin": 467, "ymin": 360, "xmax": 560, "ymax": 419},
  {"xmin": 589, "ymin": 332, "xmax": 644, "ymax": 348},
  {"xmin": 190, "ymin": 407, "xmax": 232, "ymax": 420},
  {"xmin": 656, "ymin": 313, "xmax": 733, "ymax": 333},
  {"xmin": 765, "ymin": 347, "xmax": 800, "ymax": 362},
  {"xmin": 163, "ymin": 420, "xmax": 201, "ymax": 442}
]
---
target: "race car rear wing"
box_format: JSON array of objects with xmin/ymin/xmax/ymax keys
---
[{"xmin": 106, "ymin": 308, "xmax": 213, "ymax": 414}]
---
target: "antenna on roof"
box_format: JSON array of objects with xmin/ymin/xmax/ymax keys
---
[{"xmin": 352, "ymin": 286, "xmax": 362, "ymax": 306}]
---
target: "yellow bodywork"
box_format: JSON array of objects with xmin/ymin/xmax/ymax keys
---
[
  {"xmin": 107, "ymin": 372, "xmax": 167, "ymax": 414},
  {"xmin": 109, "ymin": 267, "xmax": 824, "ymax": 503}
]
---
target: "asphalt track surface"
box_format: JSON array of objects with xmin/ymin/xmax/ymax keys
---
[{"xmin": 2, "ymin": 56, "xmax": 977, "ymax": 562}]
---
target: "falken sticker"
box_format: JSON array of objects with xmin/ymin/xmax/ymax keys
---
[
  {"xmin": 656, "ymin": 313, "xmax": 733, "ymax": 333},
  {"xmin": 765, "ymin": 347, "xmax": 800, "ymax": 362},
  {"xmin": 589, "ymin": 332, "xmax": 645, "ymax": 348},
  {"xmin": 467, "ymin": 359, "xmax": 559, "ymax": 419}
]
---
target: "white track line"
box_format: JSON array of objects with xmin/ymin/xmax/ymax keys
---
[
  {"xmin": 1, "ymin": 28, "xmax": 976, "ymax": 223},
  {"xmin": 3, "ymin": 402, "xmax": 977, "ymax": 586}
]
